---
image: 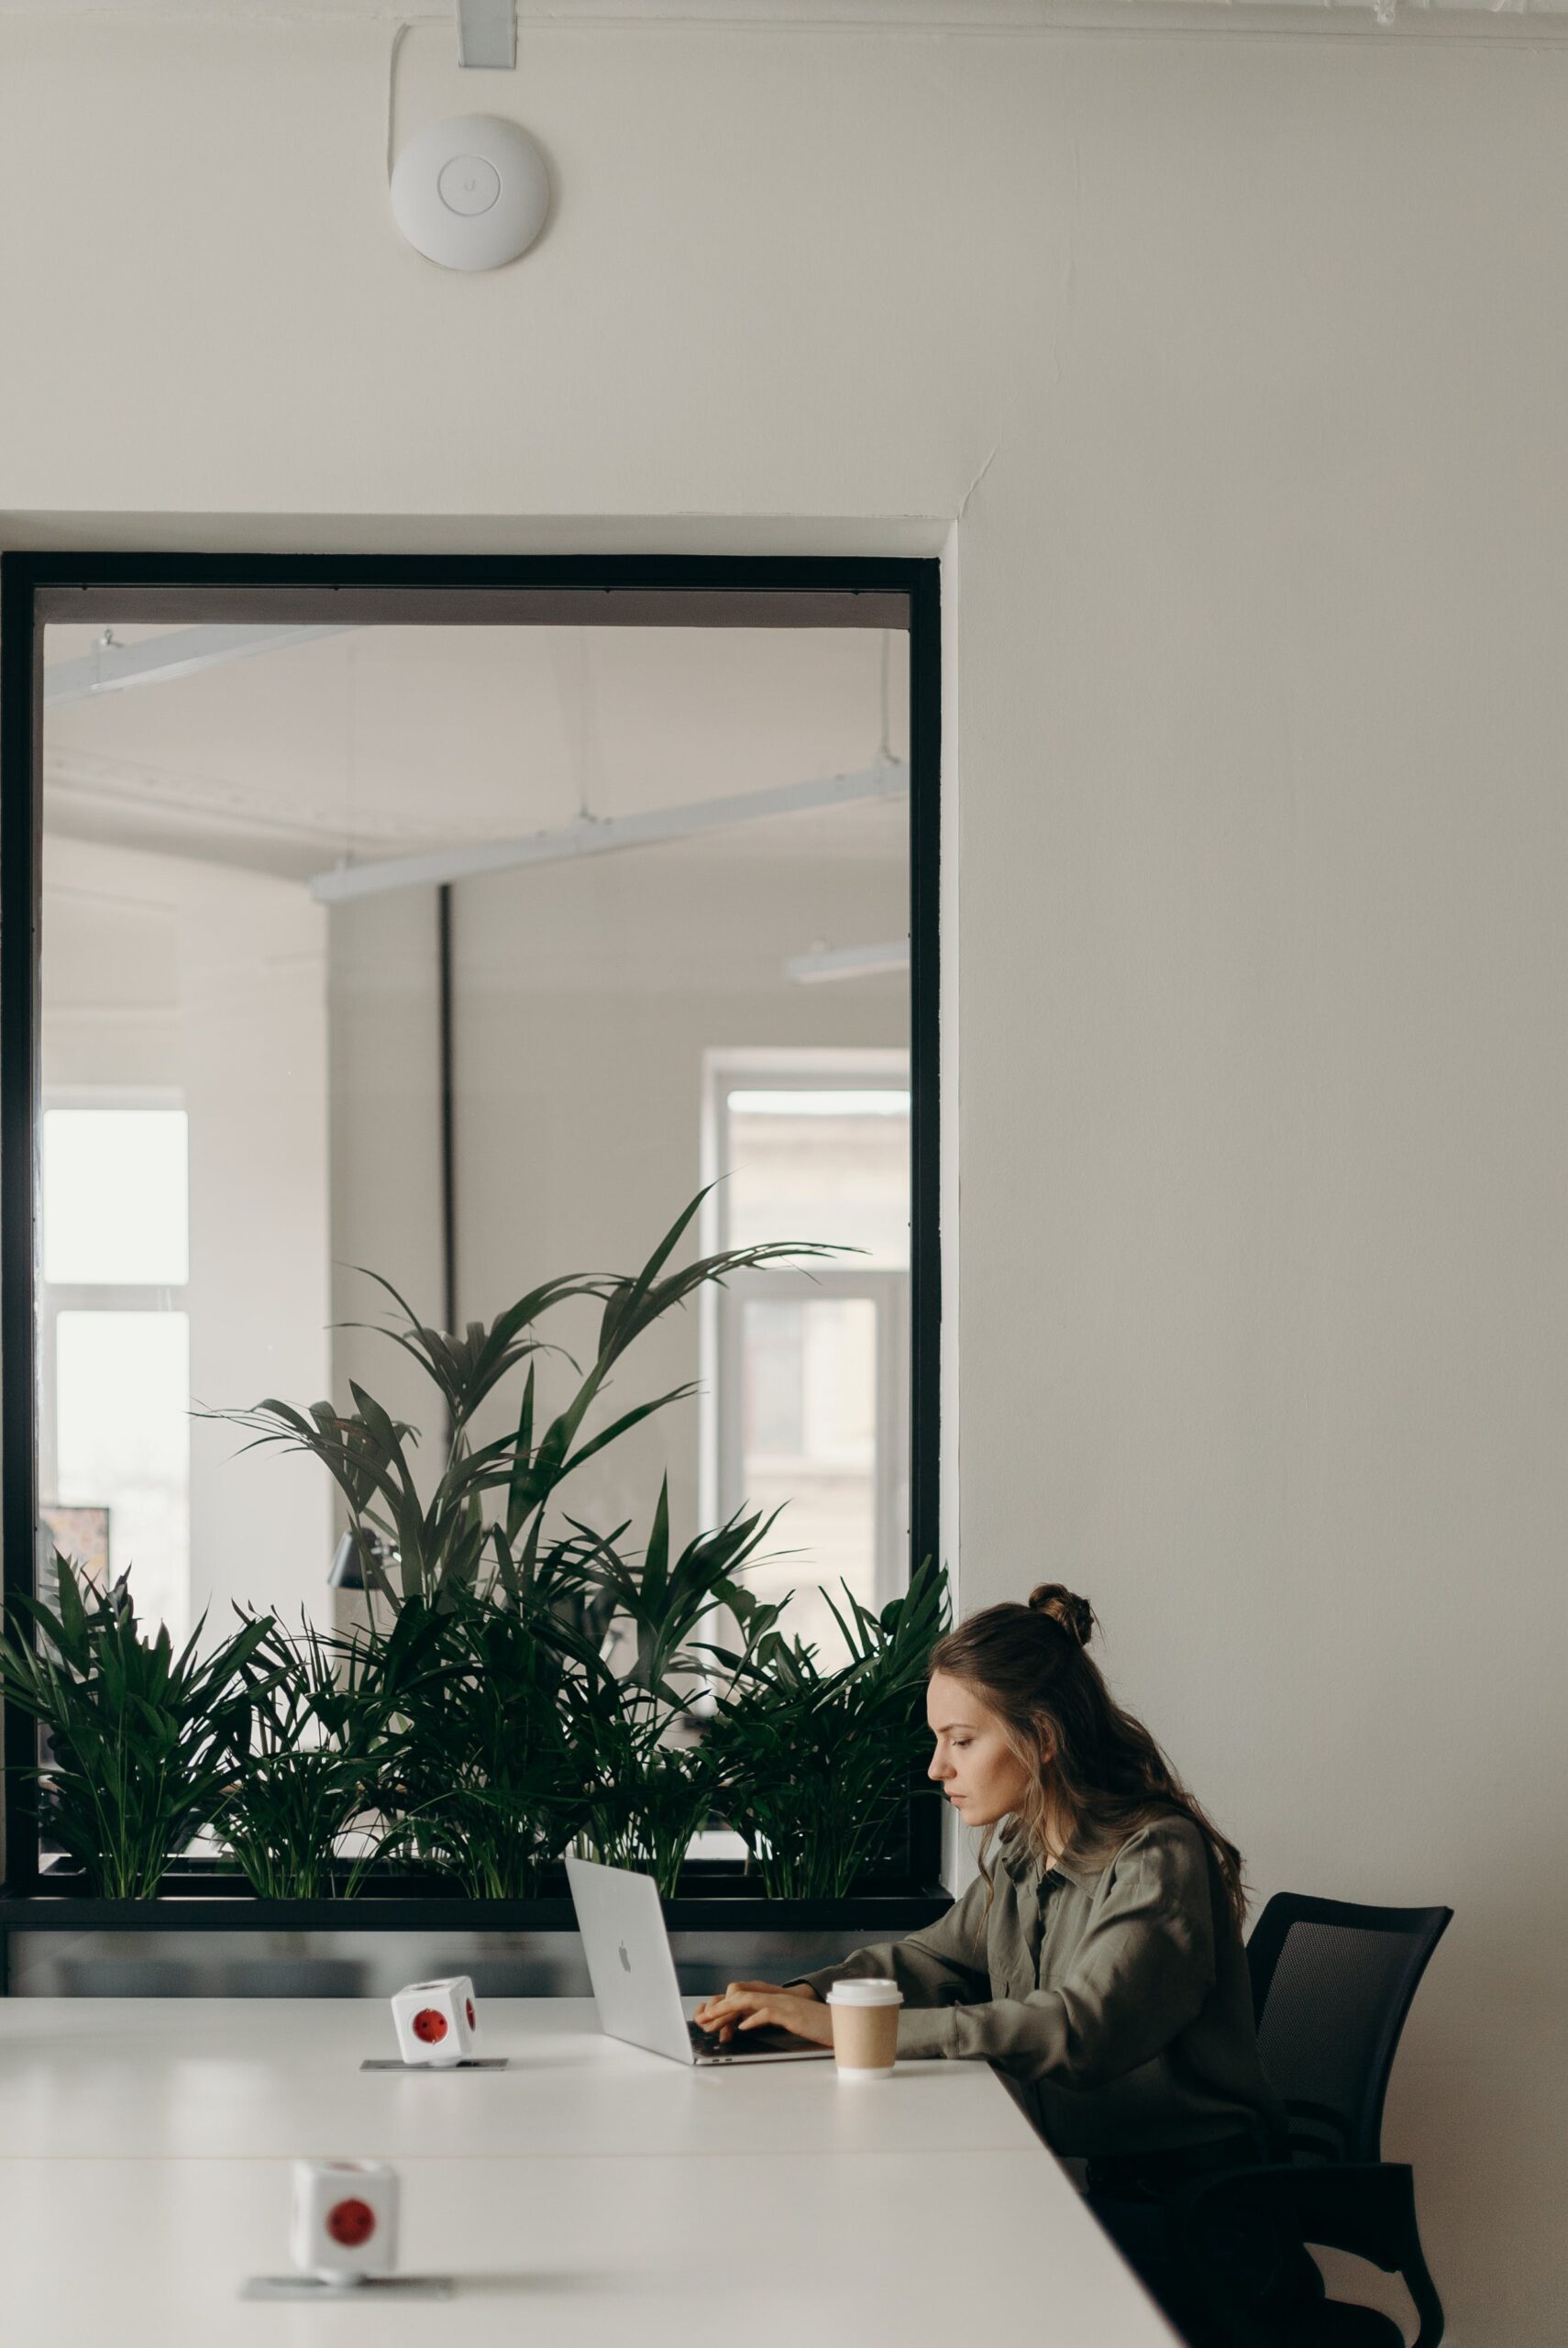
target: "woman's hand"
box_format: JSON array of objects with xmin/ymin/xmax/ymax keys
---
[{"xmin": 691, "ymin": 1979, "xmax": 833, "ymax": 2048}]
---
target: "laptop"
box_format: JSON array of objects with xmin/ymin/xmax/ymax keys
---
[{"xmin": 565, "ymin": 1853, "xmax": 833, "ymax": 2066}]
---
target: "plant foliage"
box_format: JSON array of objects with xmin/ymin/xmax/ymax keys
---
[
  {"xmin": 0, "ymin": 1559, "xmax": 274, "ymax": 1899},
  {"xmin": 215, "ymin": 1191, "xmax": 840, "ymax": 1609},
  {"xmin": 380, "ymin": 1569, "xmax": 596, "ymax": 1899},
  {"xmin": 563, "ymin": 1479, "xmax": 783, "ymax": 1894},
  {"xmin": 704, "ymin": 1557, "xmax": 951, "ymax": 1899},
  {"xmin": 2, "ymin": 1198, "xmax": 950, "ymax": 1907},
  {"xmin": 217, "ymin": 1615, "xmax": 403, "ymax": 1901}
]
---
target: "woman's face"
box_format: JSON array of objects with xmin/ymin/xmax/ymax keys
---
[{"xmin": 926, "ymin": 1670, "xmax": 1034, "ymax": 1826}]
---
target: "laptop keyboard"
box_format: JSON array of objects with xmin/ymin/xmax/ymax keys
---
[{"xmin": 687, "ymin": 2019, "xmax": 811, "ymax": 2059}]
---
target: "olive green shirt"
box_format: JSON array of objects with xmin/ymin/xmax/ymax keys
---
[{"xmin": 797, "ymin": 1815, "xmax": 1286, "ymax": 2161}]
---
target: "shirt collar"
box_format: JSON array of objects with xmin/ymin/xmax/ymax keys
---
[{"xmin": 999, "ymin": 1819, "xmax": 1119, "ymax": 1889}]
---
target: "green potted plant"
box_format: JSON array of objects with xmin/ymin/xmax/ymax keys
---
[
  {"xmin": 0, "ymin": 1557, "xmax": 275, "ymax": 1899},
  {"xmin": 565, "ymin": 1477, "xmax": 781, "ymax": 1894},
  {"xmin": 375, "ymin": 1565, "xmax": 598, "ymax": 1899},
  {"xmin": 1, "ymin": 1198, "xmax": 945, "ymax": 1916},
  {"xmin": 216, "ymin": 1614, "xmax": 408, "ymax": 1901},
  {"xmin": 221, "ymin": 1191, "xmax": 838, "ymax": 1611},
  {"xmin": 206, "ymin": 1191, "xmax": 849, "ymax": 1898},
  {"xmin": 704, "ymin": 1556, "xmax": 950, "ymax": 1899}
]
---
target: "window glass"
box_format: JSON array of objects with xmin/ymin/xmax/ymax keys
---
[
  {"xmin": 712, "ymin": 1069, "xmax": 911, "ymax": 1665},
  {"xmin": 54, "ymin": 1310, "xmax": 191, "ymax": 1637},
  {"xmin": 723, "ymin": 1089, "xmax": 911, "ymax": 1267},
  {"xmin": 41, "ymin": 620, "xmax": 910, "ymax": 1655},
  {"xmin": 42, "ymin": 1110, "xmax": 189, "ymax": 1286},
  {"xmin": 739, "ymin": 1294, "xmax": 879, "ymax": 1659}
]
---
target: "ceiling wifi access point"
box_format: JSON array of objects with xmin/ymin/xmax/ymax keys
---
[{"xmin": 390, "ymin": 114, "xmax": 550, "ymax": 272}]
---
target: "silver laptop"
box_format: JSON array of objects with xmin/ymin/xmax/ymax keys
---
[{"xmin": 565, "ymin": 1854, "xmax": 832, "ymax": 2066}]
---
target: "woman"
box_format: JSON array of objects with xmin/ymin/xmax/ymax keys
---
[{"xmin": 695, "ymin": 1586, "xmax": 1302, "ymax": 2342}]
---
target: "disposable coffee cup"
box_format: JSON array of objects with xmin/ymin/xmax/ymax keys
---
[{"xmin": 825, "ymin": 1979, "xmax": 903, "ymax": 2079}]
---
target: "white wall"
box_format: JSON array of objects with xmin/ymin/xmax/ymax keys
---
[
  {"xmin": 5, "ymin": 11, "xmax": 1567, "ymax": 2340},
  {"xmin": 326, "ymin": 883, "xmax": 447, "ymax": 1501},
  {"xmin": 40, "ymin": 837, "xmax": 334, "ymax": 1634}
]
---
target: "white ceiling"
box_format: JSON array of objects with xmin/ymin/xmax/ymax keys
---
[
  {"xmin": 42, "ymin": 622, "xmax": 910, "ymax": 884},
  {"xmin": 3, "ymin": 0, "xmax": 1561, "ymax": 24},
  {"xmin": 0, "ymin": 1, "xmax": 1191, "ymax": 16},
  {"xmin": 0, "ymin": 1, "xmax": 1103, "ymax": 17}
]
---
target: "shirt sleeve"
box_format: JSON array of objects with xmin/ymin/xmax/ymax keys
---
[
  {"xmin": 790, "ymin": 1874, "xmax": 993, "ymax": 2008},
  {"xmin": 888, "ymin": 1825, "xmax": 1217, "ymax": 2085}
]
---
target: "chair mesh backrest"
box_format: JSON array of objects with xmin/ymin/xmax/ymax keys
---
[{"xmin": 1248, "ymin": 1896, "xmax": 1452, "ymax": 2165}]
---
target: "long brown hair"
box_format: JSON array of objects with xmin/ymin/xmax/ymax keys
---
[{"xmin": 930, "ymin": 1584, "xmax": 1247, "ymax": 1933}]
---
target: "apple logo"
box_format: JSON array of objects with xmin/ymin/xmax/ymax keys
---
[{"xmin": 617, "ymin": 1941, "xmax": 632, "ymax": 1974}]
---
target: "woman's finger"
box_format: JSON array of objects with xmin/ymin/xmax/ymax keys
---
[
  {"xmin": 735, "ymin": 1997, "xmax": 833, "ymax": 2047},
  {"xmin": 696, "ymin": 1990, "xmax": 767, "ymax": 2032}
]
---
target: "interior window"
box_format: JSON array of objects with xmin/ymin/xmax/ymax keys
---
[
  {"xmin": 706, "ymin": 1068, "xmax": 911, "ymax": 1663},
  {"xmin": 39, "ymin": 1104, "xmax": 192, "ymax": 1639},
  {"xmin": 37, "ymin": 608, "xmax": 914, "ymax": 1663}
]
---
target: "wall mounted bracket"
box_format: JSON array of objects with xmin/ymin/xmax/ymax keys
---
[{"xmin": 457, "ymin": 0, "xmax": 516, "ymax": 70}]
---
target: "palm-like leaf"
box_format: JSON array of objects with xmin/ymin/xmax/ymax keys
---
[
  {"xmin": 580, "ymin": 1485, "xmax": 782, "ymax": 1709},
  {"xmin": 27, "ymin": 1199, "xmax": 935, "ymax": 1908},
  {"xmin": 705, "ymin": 1558, "xmax": 950, "ymax": 1898},
  {"xmin": 341, "ymin": 1266, "xmax": 600, "ymax": 1435},
  {"xmin": 206, "ymin": 1189, "xmax": 846, "ymax": 1611},
  {"xmin": 215, "ymin": 1614, "xmax": 410, "ymax": 1900},
  {"xmin": 0, "ymin": 1558, "xmax": 280, "ymax": 1899}
]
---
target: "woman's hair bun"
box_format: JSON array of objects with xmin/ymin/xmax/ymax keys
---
[{"xmin": 1028, "ymin": 1584, "xmax": 1096, "ymax": 1647}]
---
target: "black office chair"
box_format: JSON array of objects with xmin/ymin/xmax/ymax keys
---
[{"xmin": 1173, "ymin": 1893, "xmax": 1453, "ymax": 2348}]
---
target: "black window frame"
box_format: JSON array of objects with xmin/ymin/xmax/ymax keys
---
[{"xmin": 0, "ymin": 550, "xmax": 942, "ymax": 1905}]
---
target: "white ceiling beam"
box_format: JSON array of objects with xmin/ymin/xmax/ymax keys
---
[
  {"xmin": 43, "ymin": 625, "xmax": 353, "ymax": 709},
  {"xmin": 311, "ymin": 761, "xmax": 910, "ymax": 904},
  {"xmin": 785, "ymin": 940, "xmax": 911, "ymax": 985}
]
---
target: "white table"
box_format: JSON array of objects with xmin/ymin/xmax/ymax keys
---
[{"xmin": 0, "ymin": 1999, "xmax": 1176, "ymax": 2345}]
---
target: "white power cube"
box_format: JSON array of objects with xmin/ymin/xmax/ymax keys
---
[
  {"xmin": 290, "ymin": 2160, "xmax": 399, "ymax": 2283},
  {"xmin": 390, "ymin": 1975, "xmax": 479, "ymax": 2067}
]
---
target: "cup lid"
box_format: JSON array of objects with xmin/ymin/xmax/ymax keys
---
[{"xmin": 825, "ymin": 1979, "xmax": 903, "ymax": 2006}]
